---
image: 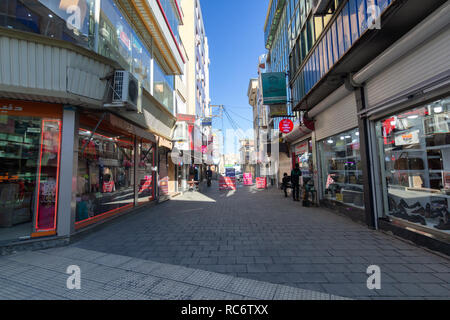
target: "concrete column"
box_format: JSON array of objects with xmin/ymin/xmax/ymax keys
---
[{"xmin": 57, "ymin": 107, "xmax": 79, "ymax": 237}]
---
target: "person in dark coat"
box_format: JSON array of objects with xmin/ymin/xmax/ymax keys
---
[
  {"xmin": 291, "ymin": 164, "xmax": 302, "ymax": 201},
  {"xmin": 282, "ymin": 173, "xmax": 290, "ymax": 198}
]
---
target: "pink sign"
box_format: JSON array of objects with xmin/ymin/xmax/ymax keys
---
[{"xmin": 243, "ymin": 173, "xmax": 253, "ymax": 186}]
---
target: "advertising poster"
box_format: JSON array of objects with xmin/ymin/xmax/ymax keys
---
[{"xmin": 243, "ymin": 173, "xmax": 253, "ymax": 186}]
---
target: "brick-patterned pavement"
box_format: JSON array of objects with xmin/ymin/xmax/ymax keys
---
[{"xmin": 69, "ymin": 182, "xmax": 450, "ymax": 299}]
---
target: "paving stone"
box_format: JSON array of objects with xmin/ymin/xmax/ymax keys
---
[
  {"xmin": 3, "ymin": 185, "xmax": 448, "ymax": 300},
  {"xmin": 434, "ymin": 273, "xmax": 450, "ymax": 283},
  {"xmin": 224, "ymin": 278, "xmax": 278, "ymax": 299},
  {"xmin": 273, "ymin": 284, "xmax": 331, "ymax": 300},
  {"xmin": 183, "ymin": 270, "xmax": 234, "ymax": 290},
  {"xmin": 145, "ymin": 279, "xmax": 198, "ymax": 300},
  {"xmin": 417, "ymin": 284, "xmax": 450, "ymax": 297},
  {"xmin": 394, "ymin": 283, "xmax": 429, "ymax": 296}
]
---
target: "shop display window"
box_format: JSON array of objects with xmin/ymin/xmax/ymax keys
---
[
  {"xmin": 295, "ymin": 139, "xmax": 313, "ymax": 179},
  {"xmin": 76, "ymin": 128, "xmax": 135, "ymax": 224},
  {"xmin": 0, "ymin": 114, "xmax": 61, "ymax": 241},
  {"xmin": 137, "ymin": 140, "xmax": 156, "ymax": 204},
  {"xmin": 318, "ymin": 128, "xmax": 364, "ymax": 208},
  {"xmin": 376, "ymin": 97, "xmax": 450, "ymax": 233}
]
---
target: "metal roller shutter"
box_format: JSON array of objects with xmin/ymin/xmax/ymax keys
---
[
  {"xmin": 314, "ymin": 92, "xmax": 358, "ymax": 141},
  {"xmin": 366, "ymin": 27, "xmax": 450, "ymax": 108}
]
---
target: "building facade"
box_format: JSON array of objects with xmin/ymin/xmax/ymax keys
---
[
  {"xmin": 172, "ymin": 0, "xmax": 211, "ymax": 188},
  {"xmin": 0, "ymin": 0, "xmax": 184, "ymax": 245},
  {"xmin": 263, "ymin": 0, "xmax": 450, "ymax": 254}
]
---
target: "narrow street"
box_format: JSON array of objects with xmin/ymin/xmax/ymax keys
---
[{"xmin": 2, "ymin": 183, "xmax": 449, "ymax": 300}]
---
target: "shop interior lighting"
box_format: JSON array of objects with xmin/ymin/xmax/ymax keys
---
[
  {"xmin": 408, "ymin": 115, "xmax": 419, "ymax": 119},
  {"xmin": 48, "ymin": 14, "xmax": 53, "ymax": 18},
  {"xmin": 327, "ymin": 139, "xmax": 334, "ymax": 144}
]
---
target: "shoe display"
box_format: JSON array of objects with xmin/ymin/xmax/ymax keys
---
[
  {"xmin": 411, "ymin": 206, "xmax": 426, "ymax": 216},
  {"xmin": 435, "ymin": 219, "xmax": 450, "ymax": 230}
]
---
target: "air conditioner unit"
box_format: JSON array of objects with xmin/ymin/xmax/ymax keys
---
[
  {"xmin": 110, "ymin": 70, "xmax": 139, "ymax": 111},
  {"xmin": 172, "ymin": 121, "xmax": 189, "ymax": 142},
  {"xmin": 195, "ymin": 35, "xmax": 201, "ymax": 46}
]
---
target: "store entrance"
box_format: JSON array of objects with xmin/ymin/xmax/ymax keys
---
[{"xmin": 0, "ymin": 116, "xmax": 41, "ymax": 242}]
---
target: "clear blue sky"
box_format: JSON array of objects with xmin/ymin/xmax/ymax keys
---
[{"xmin": 202, "ymin": 0, "xmax": 269, "ymax": 154}]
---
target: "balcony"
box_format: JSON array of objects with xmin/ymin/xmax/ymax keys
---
[{"xmin": 292, "ymin": 0, "xmax": 447, "ymax": 111}]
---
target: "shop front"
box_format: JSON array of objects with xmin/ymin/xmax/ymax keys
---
[
  {"xmin": 312, "ymin": 89, "xmax": 366, "ymax": 222},
  {"xmin": 357, "ymin": 5, "xmax": 450, "ymax": 250},
  {"xmin": 374, "ymin": 97, "xmax": 450, "ymax": 238},
  {"xmin": 292, "ymin": 138, "xmax": 316, "ymax": 205},
  {"xmin": 0, "ymin": 100, "xmax": 62, "ymax": 242},
  {"xmin": 75, "ymin": 112, "xmax": 157, "ymax": 230},
  {"xmin": 317, "ymin": 128, "xmax": 364, "ymax": 210}
]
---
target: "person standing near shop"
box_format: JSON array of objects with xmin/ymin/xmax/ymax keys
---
[{"xmin": 291, "ymin": 164, "xmax": 302, "ymax": 201}]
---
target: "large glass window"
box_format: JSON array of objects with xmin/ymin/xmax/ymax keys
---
[
  {"xmin": 0, "ymin": 0, "xmax": 96, "ymax": 49},
  {"xmin": 98, "ymin": 0, "xmax": 151, "ymax": 92},
  {"xmin": 318, "ymin": 128, "xmax": 364, "ymax": 208},
  {"xmin": 76, "ymin": 128, "xmax": 135, "ymax": 224},
  {"xmin": 154, "ymin": 60, "xmax": 174, "ymax": 113},
  {"xmin": 0, "ymin": 108, "xmax": 61, "ymax": 241},
  {"xmin": 376, "ymin": 97, "xmax": 450, "ymax": 233},
  {"xmin": 159, "ymin": 0, "xmax": 181, "ymax": 45}
]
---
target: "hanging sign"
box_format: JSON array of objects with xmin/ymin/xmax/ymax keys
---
[
  {"xmin": 261, "ymin": 72, "xmax": 287, "ymax": 105},
  {"xmin": 279, "ymin": 119, "xmax": 294, "ymax": 134}
]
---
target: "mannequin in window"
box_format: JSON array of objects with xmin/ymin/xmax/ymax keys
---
[{"xmin": 102, "ymin": 174, "xmax": 115, "ymax": 193}]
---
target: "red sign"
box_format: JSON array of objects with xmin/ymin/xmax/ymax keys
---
[
  {"xmin": 279, "ymin": 119, "xmax": 294, "ymax": 134},
  {"xmin": 219, "ymin": 176, "xmax": 237, "ymax": 190},
  {"xmin": 243, "ymin": 173, "xmax": 253, "ymax": 186},
  {"xmin": 256, "ymin": 177, "xmax": 267, "ymax": 189}
]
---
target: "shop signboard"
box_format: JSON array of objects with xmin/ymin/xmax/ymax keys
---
[
  {"xmin": 261, "ymin": 72, "xmax": 287, "ymax": 105},
  {"xmin": 295, "ymin": 141, "xmax": 309, "ymax": 155},
  {"xmin": 202, "ymin": 118, "xmax": 212, "ymax": 126},
  {"xmin": 243, "ymin": 173, "xmax": 253, "ymax": 186},
  {"xmin": 279, "ymin": 119, "xmax": 294, "ymax": 133},
  {"xmin": 256, "ymin": 177, "xmax": 267, "ymax": 189},
  {"xmin": 269, "ymin": 104, "xmax": 289, "ymax": 118},
  {"xmin": 225, "ymin": 168, "xmax": 236, "ymax": 177},
  {"xmin": 395, "ymin": 130, "xmax": 420, "ymax": 146}
]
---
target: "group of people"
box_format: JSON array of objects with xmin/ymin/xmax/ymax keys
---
[{"xmin": 282, "ymin": 164, "xmax": 303, "ymax": 201}]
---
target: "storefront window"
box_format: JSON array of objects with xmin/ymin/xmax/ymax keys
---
[
  {"xmin": 0, "ymin": 0, "xmax": 96, "ymax": 50},
  {"xmin": 318, "ymin": 128, "xmax": 364, "ymax": 208},
  {"xmin": 376, "ymin": 97, "xmax": 450, "ymax": 232},
  {"xmin": 137, "ymin": 140, "xmax": 155, "ymax": 204},
  {"xmin": 0, "ymin": 104, "xmax": 62, "ymax": 241},
  {"xmin": 294, "ymin": 139, "xmax": 313, "ymax": 179},
  {"xmin": 76, "ymin": 128, "xmax": 135, "ymax": 224}
]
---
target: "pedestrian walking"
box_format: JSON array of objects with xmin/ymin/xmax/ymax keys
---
[{"xmin": 291, "ymin": 164, "xmax": 302, "ymax": 201}]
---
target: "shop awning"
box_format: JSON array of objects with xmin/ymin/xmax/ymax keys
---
[{"xmin": 283, "ymin": 119, "xmax": 315, "ymax": 143}]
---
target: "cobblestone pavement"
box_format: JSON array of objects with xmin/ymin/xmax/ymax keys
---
[
  {"xmin": 68, "ymin": 182, "xmax": 450, "ymax": 300},
  {"xmin": 0, "ymin": 247, "xmax": 346, "ymax": 300}
]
